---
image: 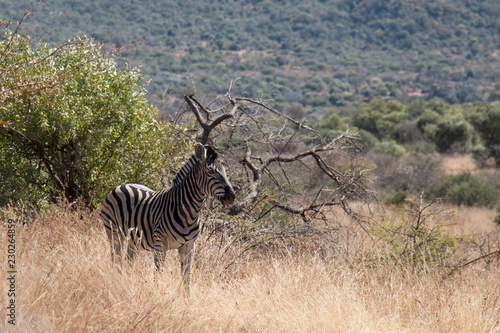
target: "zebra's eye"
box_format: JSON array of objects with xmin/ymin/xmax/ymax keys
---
[{"xmin": 205, "ymin": 166, "xmax": 217, "ymax": 174}]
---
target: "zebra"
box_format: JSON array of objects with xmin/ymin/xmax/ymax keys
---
[{"xmin": 100, "ymin": 143, "xmax": 236, "ymax": 294}]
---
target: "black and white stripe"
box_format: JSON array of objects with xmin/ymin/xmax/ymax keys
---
[{"xmin": 101, "ymin": 143, "xmax": 235, "ymax": 293}]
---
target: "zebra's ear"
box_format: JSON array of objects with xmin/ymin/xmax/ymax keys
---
[
  {"xmin": 205, "ymin": 145, "xmax": 218, "ymax": 163},
  {"xmin": 194, "ymin": 143, "xmax": 206, "ymax": 162}
]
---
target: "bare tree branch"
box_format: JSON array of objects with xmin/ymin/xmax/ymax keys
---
[
  {"xmin": 178, "ymin": 93, "xmax": 374, "ymax": 226},
  {"xmin": 234, "ymin": 97, "xmax": 324, "ymax": 143},
  {"xmin": 447, "ymin": 249, "xmax": 500, "ymax": 277},
  {"xmin": 184, "ymin": 95, "xmax": 239, "ymax": 145}
]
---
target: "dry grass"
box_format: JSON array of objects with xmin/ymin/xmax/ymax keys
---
[
  {"xmin": 450, "ymin": 206, "xmax": 498, "ymax": 234},
  {"xmin": 1, "ymin": 203, "xmax": 499, "ymax": 332},
  {"xmin": 441, "ymin": 154, "xmax": 478, "ymax": 175}
]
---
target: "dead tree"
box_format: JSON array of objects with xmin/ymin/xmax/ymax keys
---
[{"xmin": 175, "ymin": 94, "xmax": 374, "ymax": 226}]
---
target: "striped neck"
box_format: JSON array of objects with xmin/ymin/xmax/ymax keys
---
[
  {"xmin": 172, "ymin": 155, "xmax": 198, "ymax": 187},
  {"xmin": 164, "ymin": 161, "xmax": 206, "ymax": 227}
]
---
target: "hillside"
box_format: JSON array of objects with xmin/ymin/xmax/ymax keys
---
[{"xmin": 2, "ymin": 0, "xmax": 500, "ymax": 116}]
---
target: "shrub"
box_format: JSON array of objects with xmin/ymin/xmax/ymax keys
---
[
  {"xmin": 0, "ymin": 31, "xmax": 191, "ymax": 208},
  {"xmin": 369, "ymin": 197, "xmax": 470, "ymax": 271},
  {"xmin": 423, "ymin": 113, "xmax": 471, "ymax": 153},
  {"xmin": 384, "ymin": 191, "xmax": 409, "ymax": 206},
  {"xmin": 428, "ymin": 173, "xmax": 499, "ymax": 207}
]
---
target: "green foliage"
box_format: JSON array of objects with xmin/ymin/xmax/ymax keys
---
[
  {"xmin": 0, "ymin": 31, "xmax": 191, "ymax": 208},
  {"xmin": 417, "ymin": 110, "xmax": 441, "ymax": 130},
  {"xmin": 348, "ymin": 97, "xmax": 471, "ymax": 154},
  {"xmin": 3, "ymin": 2, "xmax": 500, "ymax": 210},
  {"xmin": 313, "ymin": 111, "xmax": 348, "ymax": 140},
  {"xmin": 356, "ymin": 129, "xmax": 379, "ymax": 152},
  {"xmin": 469, "ymin": 101, "xmax": 500, "ymax": 165},
  {"xmin": 384, "ymin": 191, "xmax": 409, "ymax": 206},
  {"xmin": 370, "ymin": 198, "xmax": 470, "ymax": 271},
  {"xmin": 422, "ymin": 110, "xmax": 471, "ymax": 152},
  {"xmin": 428, "ymin": 173, "xmax": 499, "ymax": 207},
  {"xmin": 354, "ymin": 99, "xmax": 407, "ymax": 140},
  {"xmin": 372, "ymin": 140, "xmax": 406, "ymax": 158}
]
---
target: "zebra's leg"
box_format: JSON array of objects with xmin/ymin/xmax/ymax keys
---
[
  {"xmin": 178, "ymin": 243, "xmax": 195, "ymax": 296},
  {"xmin": 106, "ymin": 227, "xmax": 125, "ymax": 266},
  {"xmin": 153, "ymin": 241, "xmax": 167, "ymax": 284},
  {"xmin": 154, "ymin": 241, "xmax": 167, "ymax": 271}
]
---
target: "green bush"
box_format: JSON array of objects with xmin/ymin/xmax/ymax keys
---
[
  {"xmin": 384, "ymin": 191, "xmax": 409, "ymax": 206},
  {"xmin": 0, "ymin": 31, "xmax": 191, "ymax": 208},
  {"xmin": 372, "ymin": 140, "xmax": 406, "ymax": 158},
  {"xmin": 428, "ymin": 173, "xmax": 499, "ymax": 207}
]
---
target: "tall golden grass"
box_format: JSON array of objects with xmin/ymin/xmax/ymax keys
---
[{"xmin": 1, "ymin": 202, "xmax": 499, "ymax": 332}]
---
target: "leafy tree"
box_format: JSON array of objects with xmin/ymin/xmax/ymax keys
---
[
  {"xmin": 0, "ymin": 28, "xmax": 191, "ymax": 208},
  {"xmin": 314, "ymin": 112, "xmax": 347, "ymax": 140},
  {"xmin": 353, "ymin": 99, "xmax": 407, "ymax": 140},
  {"xmin": 469, "ymin": 101, "xmax": 500, "ymax": 166},
  {"xmin": 416, "ymin": 109, "xmax": 441, "ymax": 131},
  {"xmin": 425, "ymin": 98, "xmax": 450, "ymax": 115},
  {"xmin": 422, "ymin": 111, "xmax": 471, "ymax": 153}
]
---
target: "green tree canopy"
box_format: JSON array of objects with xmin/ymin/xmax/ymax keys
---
[
  {"xmin": 469, "ymin": 101, "xmax": 500, "ymax": 165},
  {"xmin": 0, "ymin": 30, "xmax": 191, "ymax": 208},
  {"xmin": 422, "ymin": 108, "xmax": 471, "ymax": 153},
  {"xmin": 353, "ymin": 99, "xmax": 407, "ymax": 140}
]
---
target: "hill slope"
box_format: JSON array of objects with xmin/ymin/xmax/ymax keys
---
[{"xmin": 2, "ymin": 0, "xmax": 500, "ymax": 114}]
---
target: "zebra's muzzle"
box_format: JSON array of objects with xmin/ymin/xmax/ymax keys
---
[{"xmin": 220, "ymin": 186, "xmax": 236, "ymax": 206}]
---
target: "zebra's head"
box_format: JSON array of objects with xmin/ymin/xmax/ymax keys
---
[{"xmin": 195, "ymin": 143, "xmax": 236, "ymax": 206}]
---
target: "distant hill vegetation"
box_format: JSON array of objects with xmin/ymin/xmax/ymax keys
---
[{"xmin": 2, "ymin": 0, "xmax": 500, "ymax": 115}]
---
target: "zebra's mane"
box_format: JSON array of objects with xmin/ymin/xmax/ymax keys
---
[
  {"xmin": 171, "ymin": 146, "xmax": 219, "ymax": 187},
  {"xmin": 172, "ymin": 155, "xmax": 198, "ymax": 187}
]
